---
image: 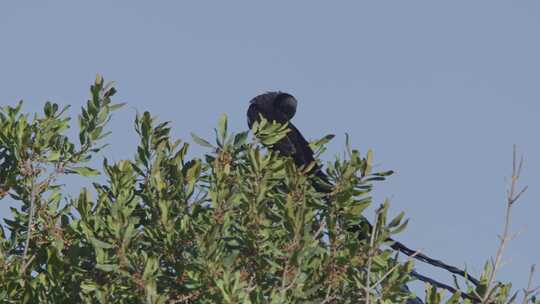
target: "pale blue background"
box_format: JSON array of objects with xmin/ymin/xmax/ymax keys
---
[{"xmin": 1, "ymin": 1, "xmax": 539, "ymax": 296}]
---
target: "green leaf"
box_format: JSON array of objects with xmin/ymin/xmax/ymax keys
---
[
  {"xmin": 233, "ymin": 131, "xmax": 248, "ymax": 147},
  {"xmin": 68, "ymin": 166, "xmax": 100, "ymax": 176},
  {"xmin": 80, "ymin": 281, "xmax": 97, "ymax": 292},
  {"xmin": 81, "ymin": 281, "xmax": 97, "ymax": 292},
  {"xmin": 96, "ymin": 263, "xmax": 118, "ymax": 272},
  {"xmin": 90, "ymin": 237, "xmax": 114, "ymax": 249},
  {"xmin": 373, "ymin": 170, "xmax": 394, "ymax": 177},
  {"xmin": 364, "ymin": 149, "xmax": 373, "ymax": 176},
  {"xmin": 190, "ymin": 132, "xmax": 214, "ymax": 148},
  {"xmin": 95, "ymin": 74, "xmax": 103, "ymax": 85},
  {"xmin": 218, "ymin": 113, "xmax": 228, "ymax": 142},
  {"xmin": 310, "ymin": 134, "xmax": 335, "ymax": 150},
  {"xmin": 388, "ymin": 211, "xmax": 405, "ymax": 228},
  {"xmin": 347, "ymin": 199, "xmax": 371, "ymax": 216},
  {"xmin": 47, "ymin": 151, "xmax": 61, "ymax": 162},
  {"xmin": 110, "ymin": 102, "xmax": 126, "ymax": 111},
  {"xmin": 391, "ymin": 219, "xmax": 409, "ymax": 235}
]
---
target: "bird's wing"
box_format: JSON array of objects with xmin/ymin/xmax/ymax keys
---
[{"xmin": 284, "ymin": 123, "xmax": 316, "ymax": 167}]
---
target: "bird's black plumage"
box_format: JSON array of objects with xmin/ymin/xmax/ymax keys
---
[{"xmin": 247, "ymin": 92, "xmax": 328, "ymax": 187}]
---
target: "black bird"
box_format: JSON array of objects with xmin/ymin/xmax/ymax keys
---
[
  {"xmin": 247, "ymin": 92, "xmax": 329, "ymax": 189},
  {"xmin": 246, "ymin": 92, "xmax": 480, "ymax": 303}
]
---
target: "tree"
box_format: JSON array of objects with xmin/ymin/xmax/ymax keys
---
[{"xmin": 0, "ymin": 76, "xmax": 537, "ymax": 303}]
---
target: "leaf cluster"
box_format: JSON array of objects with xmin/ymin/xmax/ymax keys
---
[{"xmin": 0, "ymin": 78, "xmax": 536, "ymax": 304}]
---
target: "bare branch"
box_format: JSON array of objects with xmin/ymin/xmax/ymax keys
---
[{"xmin": 481, "ymin": 145, "xmax": 528, "ymax": 303}]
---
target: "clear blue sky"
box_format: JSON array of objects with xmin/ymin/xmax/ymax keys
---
[{"xmin": 1, "ymin": 1, "xmax": 538, "ymax": 295}]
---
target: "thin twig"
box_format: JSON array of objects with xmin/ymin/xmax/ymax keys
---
[
  {"xmin": 522, "ymin": 265, "xmax": 538, "ymax": 304},
  {"xmin": 313, "ymin": 220, "xmax": 326, "ymax": 240},
  {"xmin": 22, "ymin": 162, "xmax": 38, "ymax": 263},
  {"xmin": 364, "ymin": 219, "xmax": 378, "ymax": 304},
  {"xmin": 20, "ymin": 254, "xmax": 35, "ymax": 274},
  {"xmin": 481, "ymin": 145, "xmax": 528, "ymax": 303}
]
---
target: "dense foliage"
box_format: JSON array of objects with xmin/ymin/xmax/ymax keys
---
[{"xmin": 0, "ymin": 77, "xmax": 536, "ymax": 303}]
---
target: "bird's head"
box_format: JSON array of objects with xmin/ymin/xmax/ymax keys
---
[
  {"xmin": 273, "ymin": 92, "xmax": 297, "ymax": 121},
  {"xmin": 248, "ymin": 91, "xmax": 298, "ymax": 126}
]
